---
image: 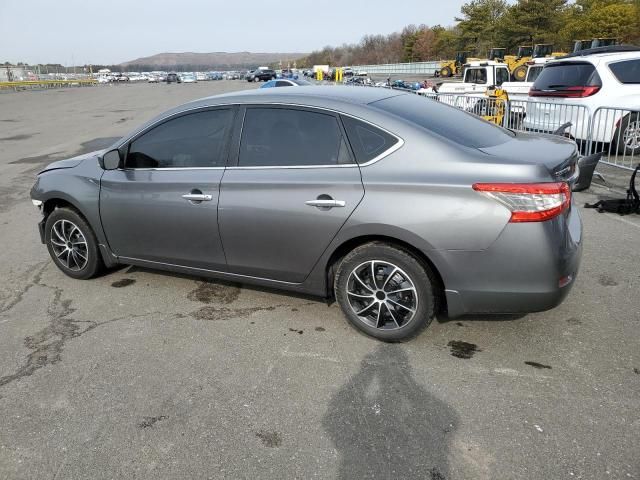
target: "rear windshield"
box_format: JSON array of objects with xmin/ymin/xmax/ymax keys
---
[
  {"xmin": 532, "ymin": 62, "xmax": 601, "ymax": 90},
  {"xmin": 609, "ymin": 59, "xmax": 640, "ymax": 84},
  {"xmin": 372, "ymin": 94, "xmax": 514, "ymax": 149}
]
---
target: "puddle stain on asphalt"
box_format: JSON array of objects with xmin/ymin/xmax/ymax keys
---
[
  {"xmin": 447, "ymin": 341, "xmax": 481, "ymax": 359},
  {"xmin": 288, "ymin": 328, "xmax": 303, "ymax": 334},
  {"xmin": 598, "ymin": 274, "xmax": 618, "ymax": 287},
  {"xmin": 115, "ymin": 117, "xmax": 131, "ymax": 124},
  {"xmin": 566, "ymin": 317, "xmax": 582, "ymax": 325},
  {"xmin": 524, "ymin": 361, "xmax": 552, "ymax": 370},
  {"xmin": 634, "ymin": 368, "xmax": 640, "ymax": 375},
  {"xmin": 9, "ymin": 137, "xmax": 120, "ymax": 166},
  {"xmin": 111, "ymin": 278, "xmax": 136, "ymax": 288},
  {"xmin": 0, "ymin": 133, "xmax": 37, "ymax": 141},
  {"xmin": 187, "ymin": 280, "xmax": 241, "ymax": 305},
  {"xmin": 255, "ymin": 430, "xmax": 282, "ymax": 447},
  {"xmin": 315, "ymin": 326, "xmax": 326, "ymax": 332},
  {"xmin": 138, "ymin": 415, "xmax": 168, "ymax": 429},
  {"xmin": 191, "ymin": 305, "xmax": 275, "ymax": 321}
]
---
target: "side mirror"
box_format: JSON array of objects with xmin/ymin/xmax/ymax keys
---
[{"xmin": 101, "ymin": 149, "xmax": 122, "ymax": 170}]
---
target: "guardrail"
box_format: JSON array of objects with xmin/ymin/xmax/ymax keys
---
[{"xmin": 0, "ymin": 79, "xmax": 97, "ymax": 90}]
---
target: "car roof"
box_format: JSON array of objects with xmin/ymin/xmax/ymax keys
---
[
  {"xmin": 178, "ymin": 86, "xmax": 406, "ymax": 111},
  {"xmin": 553, "ymin": 51, "xmax": 640, "ymax": 64}
]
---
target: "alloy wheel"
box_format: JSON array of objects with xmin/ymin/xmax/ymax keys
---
[
  {"xmin": 623, "ymin": 120, "xmax": 640, "ymax": 150},
  {"xmin": 346, "ymin": 260, "xmax": 418, "ymax": 330},
  {"xmin": 50, "ymin": 219, "xmax": 89, "ymax": 271}
]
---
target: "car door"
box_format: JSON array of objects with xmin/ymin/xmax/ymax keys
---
[
  {"xmin": 100, "ymin": 107, "xmax": 235, "ymax": 271},
  {"xmin": 218, "ymin": 105, "xmax": 364, "ymax": 283}
]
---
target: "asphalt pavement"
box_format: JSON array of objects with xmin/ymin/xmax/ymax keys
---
[{"xmin": 0, "ymin": 81, "xmax": 638, "ymax": 480}]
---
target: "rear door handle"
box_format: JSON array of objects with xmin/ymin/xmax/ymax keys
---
[
  {"xmin": 182, "ymin": 193, "xmax": 213, "ymax": 202},
  {"xmin": 305, "ymin": 199, "xmax": 346, "ymax": 208}
]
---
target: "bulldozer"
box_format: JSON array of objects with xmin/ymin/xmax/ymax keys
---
[
  {"xmin": 440, "ymin": 51, "xmax": 472, "ymax": 78},
  {"xmin": 493, "ymin": 44, "xmax": 565, "ymax": 81}
]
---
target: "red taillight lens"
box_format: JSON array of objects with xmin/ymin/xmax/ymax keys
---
[
  {"xmin": 529, "ymin": 86, "xmax": 600, "ymax": 98},
  {"xmin": 473, "ymin": 182, "xmax": 571, "ymax": 222}
]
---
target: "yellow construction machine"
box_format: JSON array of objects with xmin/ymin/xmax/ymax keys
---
[
  {"xmin": 440, "ymin": 52, "xmax": 475, "ymax": 77},
  {"xmin": 490, "ymin": 44, "xmax": 566, "ymax": 81}
]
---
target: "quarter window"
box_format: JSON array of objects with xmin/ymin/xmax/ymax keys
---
[
  {"xmin": 238, "ymin": 108, "xmax": 351, "ymax": 166},
  {"xmin": 609, "ymin": 60, "xmax": 640, "ymax": 84},
  {"xmin": 341, "ymin": 116, "xmax": 399, "ymax": 164},
  {"xmin": 126, "ymin": 109, "xmax": 233, "ymax": 168}
]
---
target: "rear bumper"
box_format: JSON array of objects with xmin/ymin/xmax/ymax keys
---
[{"xmin": 438, "ymin": 204, "xmax": 582, "ymax": 318}]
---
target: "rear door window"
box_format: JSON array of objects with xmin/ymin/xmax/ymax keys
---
[
  {"xmin": 341, "ymin": 116, "xmax": 399, "ymax": 164},
  {"xmin": 238, "ymin": 107, "xmax": 352, "ymax": 167},
  {"xmin": 466, "ymin": 68, "xmax": 487, "ymax": 84},
  {"xmin": 532, "ymin": 62, "xmax": 602, "ymax": 90},
  {"xmin": 609, "ymin": 59, "xmax": 640, "ymax": 84},
  {"xmin": 496, "ymin": 67, "xmax": 510, "ymax": 86}
]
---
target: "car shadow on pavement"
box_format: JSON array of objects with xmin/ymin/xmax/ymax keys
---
[
  {"xmin": 322, "ymin": 344, "xmax": 457, "ymax": 480},
  {"xmin": 437, "ymin": 313, "xmax": 527, "ymax": 324}
]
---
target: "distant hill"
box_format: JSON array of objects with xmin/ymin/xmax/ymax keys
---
[{"xmin": 120, "ymin": 51, "xmax": 307, "ymax": 70}]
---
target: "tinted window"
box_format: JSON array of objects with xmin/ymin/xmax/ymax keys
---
[
  {"xmin": 533, "ymin": 62, "xmax": 601, "ymax": 90},
  {"xmin": 239, "ymin": 108, "xmax": 350, "ymax": 166},
  {"xmin": 127, "ymin": 109, "xmax": 233, "ymax": 168},
  {"xmin": 466, "ymin": 68, "xmax": 487, "ymax": 84},
  {"xmin": 609, "ymin": 60, "xmax": 640, "ymax": 84},
  {"xmin": 342, "ymin": 116, "xmax": 399, "ymax": 163},
  {"xmin": 372, "ymin": 94, "xmax": 514, "ymax": 149},
  {"xmin": 275, "ymin": 80, "xmax": 291, "ymax": 87},
  {"xmin": 527, "ymin": 66, "xmax": 543, "ymax": 82},
  {"xmin": 496, "ymin": 67, "xmax": 510, "ymax": 86}
]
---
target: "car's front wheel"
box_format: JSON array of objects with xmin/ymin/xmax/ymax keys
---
[
  {"xmin": 334, "ymin": 242, "xmax": 437, "ymax": 342},
  {"xmin": 45, "ymin": 207, "xmax": 103, "ymax": 279}
]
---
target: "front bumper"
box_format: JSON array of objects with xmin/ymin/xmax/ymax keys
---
[{"xmin": 439, "ymin": 204, "xmax": 583, "ymax": 318}]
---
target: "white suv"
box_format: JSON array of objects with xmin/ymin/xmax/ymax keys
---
[{"xmin": 524, "ymin": 50, "xmax": 640, "ymax": 154}]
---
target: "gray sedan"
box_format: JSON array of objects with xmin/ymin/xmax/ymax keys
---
[{"xmin": 30, "ymin": 86, "xmax": 582, "ymax": 341}]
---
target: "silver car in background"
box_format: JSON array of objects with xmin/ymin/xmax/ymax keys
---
[{"xmin": 30, "ymin": 87, "xmax": 582, "ymax": 341}]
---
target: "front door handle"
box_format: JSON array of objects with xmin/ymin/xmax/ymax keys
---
[
  {"xmin": 182, "ymin": 193, "xmax": 213, "ymax": 202},
  {"xmin": 305, "ymin": 199, "xmax": 346, "ymax": 208}
]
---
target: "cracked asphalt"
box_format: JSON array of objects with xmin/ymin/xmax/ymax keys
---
[{"xmin": 0, "ymin": 82, "xmax": 639, "ymax": 480}]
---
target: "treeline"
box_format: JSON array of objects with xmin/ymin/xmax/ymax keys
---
[{"xmin": 299, "ymin": 0, "xmax": 640, "ymax": 66}]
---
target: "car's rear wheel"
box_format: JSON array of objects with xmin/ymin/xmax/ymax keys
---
[
  {"xmin": 334, "ymin": 242, "xmax": 437, "ymax": 342},
  {"xmin": 614, "ymin": 113, "xmax": 640, "ymax": 156},
  {"xmin": 45, "ymin": 207, "xmax": 103, "ymax": 280}
]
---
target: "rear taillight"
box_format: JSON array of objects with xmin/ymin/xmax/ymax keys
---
[
  {"xmin": 529, "ymin": 86, "xmax": 600, "ymax": 98},
  {"xmin": 473, "ymin": 182, "xmax": 571, "ymax": 222}
]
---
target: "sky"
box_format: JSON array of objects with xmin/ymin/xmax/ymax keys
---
[{"xmin": 0, "ymin": 0, "xmax": 465, "ymax": 65}]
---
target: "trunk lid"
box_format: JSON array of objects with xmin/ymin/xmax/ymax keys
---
[{"xmin": 479, "ymin": 132, "xmax": 579, "ymax": 183}]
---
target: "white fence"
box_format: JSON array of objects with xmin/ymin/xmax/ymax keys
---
[{"xmin": 348, "ymin": 61, "xmax": 441, "ymax": 76}]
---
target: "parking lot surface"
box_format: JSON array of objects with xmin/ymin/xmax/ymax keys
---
[{"xmin": 0, "ymin": 82, "xmax": 639, "ymax": 480}]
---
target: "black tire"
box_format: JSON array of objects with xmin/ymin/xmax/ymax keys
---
[
  {"xmin": 513, "ymin": 65, "xmax": 527, "ymax": 81},
  {"xmin": 440, "ymin": 66, "xmax": 452, "ymax": 78},
  {"xmin": 334, "ymin": 242, "xmax": 437, "ymax": 342},
  {"xmin": 44, "ymin": 207, "xmax": 104, "ymax": 280},
  {"xmin": 613, "ymin": 113, "xmax": 640, "ymax": 156}
]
